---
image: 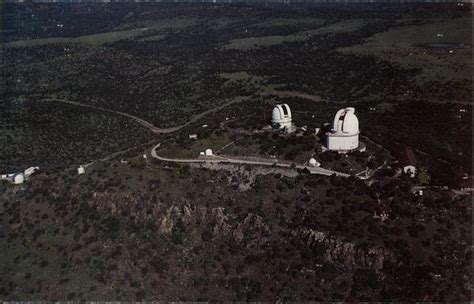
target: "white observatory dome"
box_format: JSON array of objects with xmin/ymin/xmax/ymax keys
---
[
  {"xmin": 327, "ymin": 107, "xmax": 360, "ymax": 152},
  {"xmin": 13, "ymin": 173, "xmax": 25, "ymax": 184},
  {"xmin": 332, "ymin": 107, "xmax": 359, "ymax": 135},
  {"xmin": 272, "ymin": 104, "xmax": 292, "ymax": 129},
  {"xmin": 205, "ymin": 149, "xmax": 213, "ymax": 156}
]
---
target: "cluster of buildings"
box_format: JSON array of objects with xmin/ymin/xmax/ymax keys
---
[
  {"xmin": 188, "ymin": 102, "xmax": 471, "ymax": 187},
  {"xmin": 0, "ymin": 166, "xmax": 39, "ymax": 185},
  {"xmin": 200, "ymin": 149, "xmax": 214, "ymax": 156},
  {"xmin": 271, "ymin": 103, "xmax": 364, "ymax": 153},
  {"xmin": 192, "ymin": 103, "xmax": 364, "ymax": 163}
]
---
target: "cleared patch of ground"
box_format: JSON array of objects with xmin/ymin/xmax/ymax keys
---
[
  {"xmin": 210, "ymin": 17, "xmax": 241, "ymax": 30},
  {"xmin": 262, "ymin": 90, "xmax": 327, "ymax": 102},
  {"xmin": 254, "ymin": 17, "xmax": 325, "ymax": 28},
  {"xmin": 113, "ymin": 17, "xmax": 199, "ymax": 31},
  {"xmin": 218, "ymin": 72, "xmax": 284, "ymax": 92},
  {"xmin": 219, "ymin": 72, "xmax": 268, "ymax": 83},
  {"xmin": 4, "ymin": 17, "xmax": 198, "ymax": 48},
  {"xmin": 303, "ymin": 19, "xmax": 368, "ymax": 35},
  {"xmin": 4, "ymin": 28, "xmax": 151, "ymax": 47},
  {"xmin": 223, "ymin": 35, "xmax": 301, "ymax": 50},
  {"xmin": 338, "ymin": 17, "xmax": 472, "ymax": 82},
  {"xmin": 159, "ymin": 132, "xmax": 233, "ymax": 159},
  {"xmin": 138, "ymin": 34, "xmax": 166, "ymax": 42},
  {"xmin": 223, "ymin": 19, "xmax": 367, "ymax": 50},
  {"xmin": 218, "ymin": 73, "xmax": 343, "ymax": 103}
]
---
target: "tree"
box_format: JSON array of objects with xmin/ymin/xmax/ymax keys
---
[{"xmin": 417, "ymin": 168, "xmax": 431, "ymax": 185}]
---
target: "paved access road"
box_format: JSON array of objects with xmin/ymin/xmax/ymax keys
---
[
  {"xmin": 42, "ymin": 97, "xmax": 350, "ymax": 178},
  {"xmin": 43, "ymin": 97, "xmax": 248, "ymax": 134},
  {"xmin": 151, "ymin": 143, "xmax": 350, "ymax": 178}
]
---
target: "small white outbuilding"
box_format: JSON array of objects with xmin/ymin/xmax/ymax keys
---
[
  {"xmin": 205, "ymin": 149, "xmax": 213, "ymax": 156},
  {"xmin": 308, "ymin": 158, "xmax": 321, "ymax": 167},
  {"xmin": 77, "ymin": 166, "xmax": 85, "ymax": 175}
]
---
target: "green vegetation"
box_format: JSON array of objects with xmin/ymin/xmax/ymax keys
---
[
  {"xmin": 1, "ymin": 2, "xmax": 472, "ymax": 301},
  {"xmin": 347, "ymin": 18, "xmax": 471, "ymax": 48},
  {"xmin": 113, "ymin": 16, "xmax": 200, "ymax": 32},
  {"xmin": 159, "ymin": 98, "xmax": 391, "ymax": 175},
  {"xmin": 223, "ymin": 19, "xmax": 367, "ymax": 50},
  {"xmin": 310, "ymin": 19, "xmax": 368, "ymax": 35},
  {"xmin": 159, "ymin": 132, "xmax": 233, "ymax": 159},
  {"xmin": 254, "ymin": 17, "xmax": 326, "ymax": 28},
  {"xmin": 219, "ymin": 72, "xmax": 268, "ymax": 84},
  {"xmin": 138, "ymin": 34, "xmax": 166, "ymax": 42},
  {"xmin": 4, "ymin": 16, "xmax": 199, "ymax": 48},
  {"xmin": 1, "ymin": 150, "xmax": 470, "ymax": 301},
  {"xmin": 4, "ymin": 28, "xmax": 151, "ymax": 47},
  {"xmin": 0, "ymin": 99, "xmax": 154, "ymax": 171},
  {"xmin": 224, "ymin": 34, "xmax": 305, "ymax": 50},
  {"xmin": 218, "ymin": 72, "xmax": 283, "ymax": 92},
  {"xmin": 339, "ymin": 17, "xmax": 472, "ymax": 82}
]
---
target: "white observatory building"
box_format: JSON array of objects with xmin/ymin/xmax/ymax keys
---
[
  {"xmin": 326, "ymin": 107, "xmax": 360, "ymax": 152},
  {"xmin": 272, "ymin": 104, "xmax": 296, "ymax": 133}
]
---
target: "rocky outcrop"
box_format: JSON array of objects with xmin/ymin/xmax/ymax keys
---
[{"xmin": 300, "ymin": 228, "xmax": 394, "ymax": 271}]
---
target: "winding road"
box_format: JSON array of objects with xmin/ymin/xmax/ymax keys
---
[
  {"xmin": 43, "ymin": 97, "xmax": 248, "ymax": 134},
  {"xmin": 43, "ymin": 97, "xmax": 350, "ymax": 178},
  {"xmin": 151, "ymin": 143, "xmax": 350, "ymax": 177}
]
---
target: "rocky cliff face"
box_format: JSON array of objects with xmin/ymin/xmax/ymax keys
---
[
  {"xmin": 89, "ymin": 190, "xmax": 392, "ymax": 274},
  {"xmin": 300, "ymin": 228, "xmax": 394, "ymax": 271}
]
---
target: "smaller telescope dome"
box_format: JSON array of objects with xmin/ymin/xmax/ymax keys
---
[
  {"xmin": 308, "ymin": 158, "xmax": 320, "ymax": 167},
  {"xmin": 13, "ymin": 173, "xmax": 25, "ymax": 184},
  {"xmin": 272, "ymin": 104, "xmax": 292, "ymax": 129}
]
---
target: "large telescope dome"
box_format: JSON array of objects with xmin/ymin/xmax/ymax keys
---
[
  {"xmin": 332, "ymin": 107, "xmax": 359, "ymax": 135},
  {"xmin": 272, "ymin": 104, "xmax": 292, "ymax": 129},
  {"xmin": 326, "ymin": 107, "xmax": 360, "ymax": 152}
]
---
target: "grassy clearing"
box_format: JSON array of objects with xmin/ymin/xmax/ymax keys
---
[
  {"xmin": 223, "ymin": 35, "xmax": 302, "ymax": 50},
  {"xmin": 4, "ymin": 17, "xmax": 198, "ymax": 48},
  {"xmin": 302, "ymin": 19, "xmax": 368, "ymax": 36},
  {"xmin": 338, "ymin": 17, "xmax": 472, "ymax": 82},
  {"xmin": 223, "ymin": 19, "xmax": 367, "ymax": 50},
  {"xmin": 210, "ymin": 17, "xmax": 241, "ymax": 30},
  {"xmin": 114, "ymin": 17, "xmax": 199, "ymax": 32},
  {"xmin": 159, "ymin": 132, "xmax": 233, "ymax": 159},
  {"xmin": 219, "ymin": 71, "xmax": 268, "ymax": 87},
  {"xmin": 138, "ymin": 34, "xmax": 166, "ymax": 42},
  {"xmin": 219, "ymin": 72, "xmax": 329, "ymax": 101},
  {"xmin": 218, "ymin": 71, "xmax": 284, "ymax": 92},
  {"xmin": 347, "ymin": 18, "xmax": 471, "ymax": 48},
  {"xmin": 4, "ymin": 28, "xmax": 150, "ymax": 47},
  {"xmin": 254, "ymin": 17, "xmax": 325, "ymax": 28}
]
